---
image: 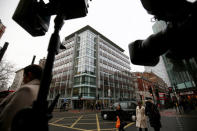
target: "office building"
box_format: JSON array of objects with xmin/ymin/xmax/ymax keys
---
[{"xmin": 48, "ymin": 25, "xmax": 134, "ymax": 109}]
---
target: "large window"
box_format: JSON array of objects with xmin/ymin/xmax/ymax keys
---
[
  {"xmin": 73, "ymin": 88, "xmax": 79, "ymax": 97},
  {"xmin": 74, "ymin": 77, "xmax": 80, "ymax": 85},
  {"xmin": 81, "ymin": 87, "xmax": 89, "ymax": 96},
  {"xmin": 90, "ymin": 88, "xmax": 96, "ymax": 97}
]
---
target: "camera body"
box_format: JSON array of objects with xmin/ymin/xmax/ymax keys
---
[
  {"xmin": 129, "ymin": 0, "xmax": 197, "ymax": 66},
  {"xmin": 12, "ymin": 0, "xmax": 88, "ymax": 37}
]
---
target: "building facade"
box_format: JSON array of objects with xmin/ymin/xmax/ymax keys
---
[
  {"xmin": 10, "ymin": 69, "xmax": 24, "ymax": 91},
  {"xmin": 48, "ymin": 25, "xmax": 134, "ymax": 109},
  {"xmin": 0, "ymin": 19, "xmax": 6, "ymax": 39},
  {"xmin": 133, "ymin": 72, "xmax": 168, "ymax": 105}
]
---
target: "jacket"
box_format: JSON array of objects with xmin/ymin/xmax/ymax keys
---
[
  {"xmin": 145, "ymin": 101, "xmax": 161, "ymax": 128},
  {"xmin": 136, "ymin": 106, "xmax": 148, "ymax": 128},
  {"xmin": 116, "ymin": 108, "xmax": 125, "ymax": 122},
  {"xmin": 0, "ymin": 79, "xmax": 40, "ymax": 131}
]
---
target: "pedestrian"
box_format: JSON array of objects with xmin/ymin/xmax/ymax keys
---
[
  {"xmin": 136, "ymin": 101, "xmax": 148, "ymax": 131},
  {"xmin": 145, "ymin": 99, "xmax": 161, "ymax": 131},
  {"xmin": 90, "ymin": 103, "xmax": 94, "ymax": 111},
  {"xmin": 116, "ymin": 104, "xmax": 127, "ymax": 131},
  {"xmin": 0, "ymin": 64, "xmax": 43, "ymax": 131}
]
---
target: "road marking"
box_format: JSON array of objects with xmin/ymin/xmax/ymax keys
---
[
  {"xmin": 50, "ymin": 123, "xmax": 93, "ymax": 131},
  {"xmin": 80, "ymin": 119, "xmax": 96, "ymax": 120},
  {"xmin": 51, "ymin": 117, "xmax": 65, "ymax": 124},
  {"xmin": 176, "ymin": 117, "xmax": 184, "ymax": 131},
  {"xmin": 99, "ymin": 122, "xmax": 116, "ymax": 124},
  {"xmin": 71, "ymin": 115, "xmax": 83, "ymax": 128},
  {"xmin": 76, "ymin": 122, "xmax": 97, "ymax": 125},
  {"xmin": 124, "ymin": 122, "xmax": 135, "ymax": 129},
  {"xmin": 96, "ymin": 114, "xmax": 101, "ymax": 131}
]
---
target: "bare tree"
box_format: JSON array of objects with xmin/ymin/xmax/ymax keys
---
[{"xmin": 0, "ymin": 60, "xmax": 15, "ymax": 91}]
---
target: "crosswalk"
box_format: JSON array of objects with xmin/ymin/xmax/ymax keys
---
[{"xmin": 176, "ymin": 117, "xmax": 184, "ymax": 131}]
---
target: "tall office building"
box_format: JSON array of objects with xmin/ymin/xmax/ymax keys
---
[
  {"xmin": 0, "ymin": 19, "xmax": 6, "ymax": 39},
  {"xmin": 48, "ymin": 25, "xmax": 134, "ymax": 109},
  {"xmin": 153, "ymin": 20, "xmax": 197, "ymax": 97}
]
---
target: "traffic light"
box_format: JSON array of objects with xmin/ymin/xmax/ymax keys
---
[{"xmin": 168, "ymin": 87, "xmax": 173, "ymax": 93}]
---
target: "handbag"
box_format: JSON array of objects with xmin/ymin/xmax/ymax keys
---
[{"xmin": 116, "ymin": 116, "xmax": 120, "ymax": 128}]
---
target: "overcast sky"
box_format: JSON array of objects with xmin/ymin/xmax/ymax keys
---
[{"xmin": 0, "ymin": 0, "xmax": 155, "ymax": 74}]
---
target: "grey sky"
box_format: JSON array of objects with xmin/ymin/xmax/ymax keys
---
[{"xmin": 0, "ymin": 0, "xmax": 154, "ymax": 73}]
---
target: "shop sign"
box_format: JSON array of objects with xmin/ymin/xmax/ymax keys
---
[{"xmin": 180, "ymin": 91, "xmax": 194, "ymax": 95}]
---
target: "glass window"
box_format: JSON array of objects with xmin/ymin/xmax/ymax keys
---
[
  {"xmin": 73, "ymin": 88, "xmax": 79, "ymax": 97},
  {"xmin": 120, "ymin": 102, "xmax": 127, "ymax": 109},
  {"xmin": 74, "ymin": 77, "xmax": 80, "ymax": 85},
  {"xmin": 90, "ymin": 77, "xmax": 96, "ymax": 85},
  {"xmin": 81, "ymin": 87, "xmax": 89, "ymax": 96},
  {"xmin": 90, "ymin": 88, "xmax": 96, "ymax": 97}
]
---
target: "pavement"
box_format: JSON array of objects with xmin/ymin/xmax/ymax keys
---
[
  {"xmin": 50, "ymin": 108, "xmax": 197, "ymax": 131},
  {"xmin": 160, "ymin": 107, "xmax": 197, "ymax": 117}
]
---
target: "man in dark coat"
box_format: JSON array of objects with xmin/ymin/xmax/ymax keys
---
[
  {"xmin": 145, "ymin": 99, "xmax": 161, "ymax": 131},
  {"xmin": 116, "ymin": 104, "xmax": 127, "ymax": 131}
]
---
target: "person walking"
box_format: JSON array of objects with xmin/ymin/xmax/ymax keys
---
[
  {"xmin": 136, "ymin": 101, "xmax": 148, "ymax": 131},
  {"xmin": 145, "ymin": 99, "xmax": 161, "ymax": 131},
  {"xmin": 116, "ymin": 104, "xmax": 127, "ymax": 131},
  {"xmin": 0, "ymin": 64, "xmax": 43, "ymax": 131}
]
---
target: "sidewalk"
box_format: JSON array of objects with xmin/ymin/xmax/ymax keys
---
[{"xmin": 160, "ymin": 108, "xmax": 197, "ymax": 117}]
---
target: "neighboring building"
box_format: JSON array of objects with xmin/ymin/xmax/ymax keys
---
[
  {"xmin": 133, "ymin": 72, "xmax": 168, "ymax": 105},
  {"xmin": 10, "ymin": 69, "xmax": 24, "ymax": 91},
  {"xmin": 153, "ymin": 20, "xmax": 197, "ymax": 99},
  {"xmin": 0, "ymin": 19, "xmax": 6, "ymax": 39},
  {"xmin": 48, "ymin": 25, "xmax": 134, "ymax": 109},
  {"xmin": 144, "ymin": 21, "xmax": 171, "ymax": 87},
  {"xmin": 144, "ymin": 57, "xmax": 171, "ymax": 87},
  {"xmin": 39, "ymin": 57, "xmax": 46, "ymax": 68}
]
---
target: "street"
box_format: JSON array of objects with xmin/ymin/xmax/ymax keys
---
[{"xmin": 49, "ymin": 109, "xmax": 197, "ymax": 131}]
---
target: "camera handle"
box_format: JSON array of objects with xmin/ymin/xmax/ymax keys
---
[{"xmin": 11, "ymin": 15, "xmax": 65, "ymax": 131}]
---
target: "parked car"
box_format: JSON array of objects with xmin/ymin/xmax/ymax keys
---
[{"xmin": 101, "ymin": 101, "xmax": 137, "ymax": 121}]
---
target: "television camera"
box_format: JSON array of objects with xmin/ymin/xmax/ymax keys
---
[
  {"xmin": 128, "ymin": 0, "xmax": 197, "ymax": 66},
  {"xmin": 13, "ymin": 0, "xmax": 89, "ymax": 36}
]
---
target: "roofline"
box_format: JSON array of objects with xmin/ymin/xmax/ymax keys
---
[{"xmin": 64, "ymin": 25, "xmax": 125, "ymax": 52}]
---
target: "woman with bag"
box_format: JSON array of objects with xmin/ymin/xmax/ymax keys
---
[
  {"xmin": 116, "ymin": 104, "xmax": 126, "ymax": 131},
  {"xmin": 145, "ymin": 99, "xmax": 161, "ymax": 131},
  {"xmin": 136, "ymin": 101, "xmax": 148, "ymax": 131}
]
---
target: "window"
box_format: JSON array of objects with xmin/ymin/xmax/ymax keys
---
[
  {"xmin": 73, "ymin": 88, "xmax": 79, "ymax": 97},
  {"xmin": 120, "ymin": 102, "xmax": 127, "ymax": 109},
  {"xmin": 74, "ymin": 77, "xmax": 80, "ymax": 85},
  {"xmin": 90, "ymin": 77, "xmax": 96, "ymax": 85},
  {"xmin": 90, "ymin": 88, "xmax": 96, "ymax": 97}
]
